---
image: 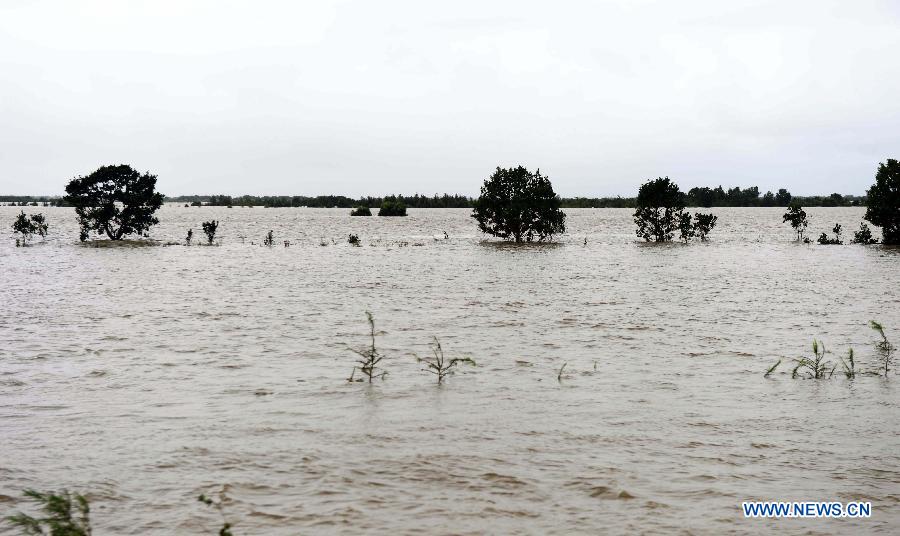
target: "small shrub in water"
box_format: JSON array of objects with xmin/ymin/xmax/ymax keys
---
[
  {"xmin": 198, "ymin": 487, "xmax": 233, "ymax": 536},
  {"xmin": 817, "ymin": 223, "xmax": 843, "ymax": 244},
  {"xmin": 348, "ymin": 312, "xmax": 387, "ymax": 382},
  {"xmin": 693, "ymin": 212, "xmax": 717, "ymax": 241},
  {"xmin": 852, "ymin": 222, "xmax": 878, "ymax": 244},
  {"xmin": 870, "ymin": 320, "xmax": 895, "ymax": 377},
  {"xmin": 263, "ymin": 230, "xmax": 274, "ymax": 247},
  {"xmin": 677, "ymin": 212, "xmax": 694, "ymax": 243},
  {"xmin": 348, "ymin": 234, "xmax": 360, "ymax": 246},
  {"xmin": 186, "ymin": 228, "xmax": 193, "ymax": 245},
  {"xmin": 350, "ymin": 206, "xmax": 372, "ymax": 216},
  {"xmin": 416, "ymin": 337, "xmax": 475, "ymax": 384},
  {"xmin": 792, "ymin": 339, "xmax": 834, "ymax": 379},
  {"xmin": 378, "ymin": 198, "xmax": 407, "ymax": 217},
  {"xmin": 6, "ymin": 489, "xmax": 92, "ymax": 535},
  {"xmin": 12, "ymin": 211, "xmax": 48, "ymax": 246},
  {"xmin": 783, "ymin": 202, "xmax": 809, "ymax": 241},
  {"xmin": 202, "ymin": 220, "xmax": 218, "ymax": 245}
]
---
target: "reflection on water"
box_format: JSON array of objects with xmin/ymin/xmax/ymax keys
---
[{"xmin": 1, "ymin": 206, "xmax": 898, "ymax": 534}]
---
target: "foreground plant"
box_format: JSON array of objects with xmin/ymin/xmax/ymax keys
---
[
  {"xmin": 792, "ymin": 339, "xmax": 834, "ymax": 379},
  {"xmin": 202, "ymin": 220, "xmax": 218, "ymax": 245},
  {"xmin": 186, "ymin": 228, "xmax": 193, "ymax": 245},
  {"xmin": 6, "ymin": 489, "xmax": 92, "ymax": 535},
  {"xmin": 416, "ymin": 337, "xmax": 475, "ymax": 384},
  {"xmin": 198, "ymin": 487, "xmax": 233, "ymax": 536},
  {"xmin": 839, "ymin": 348, "xmax": 857, "ymax": 379},
  {"xmin": 870, "ymin": 320, "xmax": 895, "ymax": 377},
  {"xmin": 348, "ymin": 312, "xmax": 387, "ymax": 382}
]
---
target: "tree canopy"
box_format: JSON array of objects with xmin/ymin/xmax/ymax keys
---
[
  {"xmin": 782, "ymin": 201, "xmax": 809, "ymax": 241},
  {"xmin": 471, "ymin": 166, "xmax": 566, "ymax": 243},
  {"xmin": 64, "ymin": 165, "xmax": 164, "ymax": 240},
  {"xmin": 864, "ymin": 158, "xmax": 899, "ymax": 244},
  {"xmin": 633, "ymin": 177, "xmax": 686, "ymax": 242},
  {"xmin": 12, "ymin": 212, "xmax": 48, "ymax": 245}
]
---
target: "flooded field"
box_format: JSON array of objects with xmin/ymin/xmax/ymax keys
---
[{"xmin": 1, "ymin": 206, "xmax": 898, "ymax": 534}]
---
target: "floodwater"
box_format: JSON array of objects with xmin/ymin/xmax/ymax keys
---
[{"xmin": 1, "ymin": 206, "xmax": 898, "ymax": 535}]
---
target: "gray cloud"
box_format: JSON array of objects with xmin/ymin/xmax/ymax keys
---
[{"xmin": 1, "ymin": 0, "xmax": 898, "ymax": 196}]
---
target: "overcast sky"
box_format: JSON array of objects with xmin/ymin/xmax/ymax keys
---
[{"xmin": 1, "ymin": 0, "xmax": 898, "ymax": 197}]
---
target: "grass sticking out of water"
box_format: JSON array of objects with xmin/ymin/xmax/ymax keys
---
[
  {"xmin": 792, "ymin": 339, "xmax": 834, "ymax": 379},
  {"xmin": 870, "ymin": 320, "xmax": 895, "ymax": 377},
  {"xmin": 557, "ymin": 362, "xmax": 567, "ymax": 382},
  {"xmin": 416, "ymin": 337, "xmax": 475, "ymax": 384},
  {"xmin": 6, "ymin": 489, "xmax": 92, "ymax": 536},
  {"xmin": 348, "ymin": 312, "xmax": 387, "ymax": 382},
  {"xmin": 198, "ymin": 486, "xmax": 233, "ymax": 536},
  {"xmin": 839, "ymin": 348, "xmax": 857, "ymax": 379}
]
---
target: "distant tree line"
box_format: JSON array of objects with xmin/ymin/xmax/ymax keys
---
[
  {"xmin": 160, "ymin": 188, "xmax": 865, "ymax": 208},
  {"xmin": 168, "ymin": 193, "xmax": 474, "ymax": 208},
  {"xmin": 1, "ymin": 188, "xmax": 868, "ymax": 208}
]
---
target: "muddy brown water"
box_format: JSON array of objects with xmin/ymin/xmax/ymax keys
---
[{"xmin": 1, "ymin": 206, "xmax": 898, "ymax": 534}]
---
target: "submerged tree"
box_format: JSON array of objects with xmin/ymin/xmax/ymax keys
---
[
  {"xmin": 852, "ymin": 222, "xmax": 878, "ymax": 244},
  {"xmin": 6, "ymin": 489, "xmax": 92, "ymax": 535},
  {"xmin": 817, "ymin": 223, "xmax": 843, "ymax": 245},
  {"xmin": 12, "ymin": 212, "xmax": 48, "ymax": 246},
  {"xmin": 677, "ymin": 212, "xmax": 694, "ymax": 243},
  {"xmin": 633, "ymin": 177, "xmax": 685, "ymax": 242},
  {"xmin": 864, "ymin": 158, "xmax": 899, "ymax": 245},
  {"xmin": 378, "ymin": 198, "xmax": 407, "ymax": 217},
  {"xmin": 782, "ymin": 201, "xmax": 809, "ymax": 241},
  {"xmin": 472, "ymin": 166, "xmax": 566, "ymax": 243},
  {"xmin": 693, "ymin": 212, "xmax": 718, "ymax": 241},
  {"xmin": 202, "ymin": 220, "xmax": 218, "ymax": 245},
  {"xmin": 64, "ymin": 165, "xmax": 164, "ymax": 240},
  {"xmin": 350, "ymin": 206, "xmax": 372, "ymax": 216}
]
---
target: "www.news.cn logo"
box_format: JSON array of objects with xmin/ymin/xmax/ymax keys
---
[{"xmin": 742, "ymin": 501, "xmax": 872, "ymax": 518}]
